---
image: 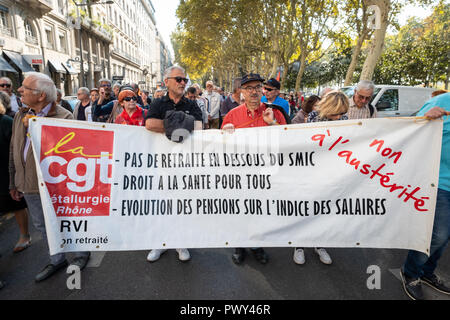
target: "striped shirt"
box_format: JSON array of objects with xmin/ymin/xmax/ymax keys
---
[{"xmin": 347, "ymin": 97, "xmax": 377, "ymax": 119}]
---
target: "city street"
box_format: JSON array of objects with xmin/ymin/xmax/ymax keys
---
[{"xmin": 1, "ymin": 212, "xmax": 448, "ymax": 300}]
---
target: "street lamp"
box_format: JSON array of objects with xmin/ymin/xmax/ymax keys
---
[{"xmin": 73, "ymin": 0, "xmax": 114, "ymax": 87}]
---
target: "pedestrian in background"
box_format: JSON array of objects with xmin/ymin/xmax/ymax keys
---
[
  {"xmin": 292, "ymin": 95, "xmax": 321, "ymax": 124},
  {"xmin": 56, "ymin": 89, "xmax": 72, "ymax": 113},
  {"xmin": 0, "ymin": 93, "xmax": 30, "ymax": 255}
]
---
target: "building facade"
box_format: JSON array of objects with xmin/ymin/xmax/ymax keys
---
[{"xmin": 0, "ymin": 0, "xmax": 172, "ymax": 96}]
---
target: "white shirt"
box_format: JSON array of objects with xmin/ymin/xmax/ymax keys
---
[{"xmin": 10, "ymin": 93, "xmax": 20, "ymax": 113}]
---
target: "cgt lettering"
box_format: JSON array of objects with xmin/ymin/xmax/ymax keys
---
[{"xmin": 41, "ymin": 152, "xmax": 112, "ymax": 192}]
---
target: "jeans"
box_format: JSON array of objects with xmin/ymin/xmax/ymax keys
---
[
  {"xmin": 23, "ymin": 193, "xmax": 90, "ymax": 265},
  {"xmin": 403, "ymin": 188, "xmax": 450, "ymax": 278}
]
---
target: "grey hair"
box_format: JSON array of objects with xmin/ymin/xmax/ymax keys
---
[
  {"xmin": 113, "ymin": 82, "xmax": 121, "ymax": 89},
  {"xmin": 25, "ymin": 72, "xmax": 57, "ymax": 102},
  {"xmin": 0, "ymin": 77, "xmax": 12, "ymax": 85},
  {"xmin": 320, "ymin": 87, "xmax": 333, "ymax": 97},
  {"xmin": 99, "ymin": 78, "xmax": 111, "ymax": 85},
  {"xmin": 356, "ymin": 80, "xmax": 375, "ymax": 92},
  {"xmin": 163, "ymin": 66, "xmax": 185, "ymax": 80},
  {"xmin": 78, "ymin": 87, "xmax": 90, "ymax": 95},
  {"xmin": 0, "ymin": 91, "xmax": 11, "ymax": 110}
]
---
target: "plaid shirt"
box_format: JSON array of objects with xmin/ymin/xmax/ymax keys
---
[{"xmin": 347, "ymin": 97, "xmax": 377, "ymax": 119}]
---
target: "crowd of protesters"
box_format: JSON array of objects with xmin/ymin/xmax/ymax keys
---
[{"xmin": 0, "ymin": 68, "xmax": 449, "ymax": 300}]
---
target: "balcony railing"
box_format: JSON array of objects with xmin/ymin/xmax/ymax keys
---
[
  {"xmin": 25, "ymin": 34, "xmax": 39, "ymax": 45},
  {"xmin": 112, "ymin": 48, "xmax": 141, "ymax": 66},
  {"xmin": 0, "ymin": 25, "xmax": 11, "ymax": 37}
]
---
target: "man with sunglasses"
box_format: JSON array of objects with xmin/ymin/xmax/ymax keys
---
[
  {"xmin": 0, "ymin": 77, "xmax": 22, "ymax": 113},
  {"xmin": 261, "ymin": 78, "xmax": 290, "ymax": 117},
  {"xmin": 145, "ymin": 66, "xmax": 203, "ymax": 134},
  {"xmin": 145, "ymin": 66, "xmax": 202, "ymax": 263},
  {"xmin": 347, "ymin": 80, "xmax": 377, "ymax": 119}
]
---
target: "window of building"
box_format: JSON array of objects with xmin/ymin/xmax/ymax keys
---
[
  {"xmin": 24, "ymin": 20, "xmax": 38, "ymax": 45},
  {"xmin": 45, "ymin": 26, "xmax": 54, "ymax": 49},
  {"xmin": 59, "ymin": 32, "xmax": 67, "ymax": 53},
  {"xmin": 57, "ymin": 0, "xmax": 65, "ymax": 16},
  {"xmin": 0, "ymin": 11, "xmax": 10, "ymax": 36}
]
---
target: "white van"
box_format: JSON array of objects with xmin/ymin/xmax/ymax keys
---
[{"xmin": 341, "ymin": 85, "xmax": 436, "ymax": 117}]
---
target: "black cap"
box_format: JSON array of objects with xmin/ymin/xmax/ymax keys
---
[
  {"xmin": 241, "ymin": 73, "xmax": 265, "ymax": 86},
  {"xmin": 264, "ymin": 78, "xmax": 280, "ymax": 90}
]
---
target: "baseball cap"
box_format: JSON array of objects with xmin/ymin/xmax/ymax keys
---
[
  {"xmin": 264, "ymin": 78, "xmax": 280, "ymax": 90},
  {"xmin": 241, "ymin": 73, "xmax": 265, "ymax": 86}
]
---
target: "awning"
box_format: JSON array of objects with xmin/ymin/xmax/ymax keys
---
[
  {"xmin": 62, "ymin": 61, "xmax": 79, "ymax": 75},
  {"xmin": 22, "ymin": 54, "xmax": 44, "ymax": 66},
  {"xmin": 48, "ymin": 59, "xmax": 66, "ymax": 74},
  {"xmin": 2, "ymin": 50, "xmax": 34, "ymax": 72},
  {"xmin": 0, "ymin": 56, "xmax": 17, "ymax": 73}
]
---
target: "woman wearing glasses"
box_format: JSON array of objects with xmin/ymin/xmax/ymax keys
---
[
  {"xmin": 293, "ymin": 91, "xmax": 349, "ymax": 266},
  {"xmin": 114, "ymin": 89, "xmax": 147, "ymax": 126}
]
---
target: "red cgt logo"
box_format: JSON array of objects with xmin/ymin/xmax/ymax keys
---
[{"xmin": 40, "ymin": 126, "xmax": 114, "ymax": 217}]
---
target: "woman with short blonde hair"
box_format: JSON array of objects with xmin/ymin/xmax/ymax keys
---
[
  {"xmin": 308, "ymin": 91, "xmax": 349, "ymax": 122},
  {"xmin": 293, "ymin": 91, "xmax": 350, "ymax": 267}
]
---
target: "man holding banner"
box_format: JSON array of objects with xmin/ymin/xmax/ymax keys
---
[
  {"xmin": 9, "ymin": 73, "xmax": 90, "ymax": 282},
  {"xmin": 222, "ymin": 73, "xmax": 287, "ymax": 265},
  {"xmin": 144, "ymin": 66, "xmax": 203, "ymax": 262},
  {"xmin": 401, "ymin": 93, "xmax": 450, "ymax": 300}
]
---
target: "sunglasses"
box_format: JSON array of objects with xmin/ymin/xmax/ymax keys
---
[
  {"xmin": 0, "ymin": 83, "xmax": 11, "ymax": 88},
  {"xmin": 167, "ymin": 77, "xmax": 189, "ymax": 83},
  {"xmin": 123, "ymin": 96, "xmax": 137, "ymax": 102},
  {"xmin": 100, "ymin": 84, "xmax": 111, "ymax": 88},
  {"xmin": 264, "ymin": 87, "xmax": 274, "ymax": 92}
]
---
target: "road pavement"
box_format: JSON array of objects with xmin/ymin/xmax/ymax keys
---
[{"xmin": 0, "ymin": 212, "xmax": 449, "ymax": 300}]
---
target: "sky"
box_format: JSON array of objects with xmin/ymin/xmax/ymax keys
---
[
  {"xmin": 151, "ymin": 1, "xmax": 434, "ymax": 62},
  {"xmin": 152, "ymin": 0, "xmax": 180, "ymax": 58}
]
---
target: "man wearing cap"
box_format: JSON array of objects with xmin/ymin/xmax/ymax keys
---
[
  {"xmin": 144, "ymin": 66, "xmax": 203, "ymax": 263},
  {"xmin": 261, "ymin": 78, "xmax": 290, "ymax": 117},
  {"xmin": 221, "ymin": 73, "xmax": 287, "ymax": 265}
]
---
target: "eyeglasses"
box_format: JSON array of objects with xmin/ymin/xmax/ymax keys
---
[
  {"xmin": 356, "ymin": 93, "xmax": 372, "ymax": 101},
  {"xmin": 22, "ymin": 85, "xmax": 39, "ymax": 92},
  {"xmin": 330, "ymin": 112, "xmax": 347, "ymax": 117},
  {"xmin": 167, "ymin": 77, "xmax": 189, "ymax": 83},
  {"xmin": 263, "ymin": 87, "xmax": 274, "ymax": 92},
  {"xmin": 123, "ymin": 96, "xmax": 137, "ymax": 102},
  {"xmin": 242, "ymin": 85, "xmax": 262, "ymax": 92},
  {"xmin": 0, "ymin": 83, "xmax": 11, "ymax": 88}
]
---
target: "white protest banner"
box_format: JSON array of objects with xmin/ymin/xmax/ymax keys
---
[{"xmin": 28, "ymin": 117, "xmax": 442, "ymax": 255}]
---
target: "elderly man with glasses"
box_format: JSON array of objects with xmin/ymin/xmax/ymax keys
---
[
  {"xmin": 347, "ymin": 80, "xmax": 377, "ymax": 119},
  {"xmin": 10, "ymin": 72, "xmax": 90, "ymax": 282},
  {"xmin": 221, "ymin": 73, "xmax": 287, "ymax": 265}
]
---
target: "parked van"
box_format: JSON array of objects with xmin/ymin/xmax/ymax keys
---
[{"xmin": 341, "ymin": 85, "xmax": 436, "ymax": 117}]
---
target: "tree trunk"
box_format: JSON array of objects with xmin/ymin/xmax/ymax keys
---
[
  {"xmin": 360, "ymin": 0, "xmax": 390, "ymax": 81},
  {"xmin": 295, "ymin": 52, "xmax": 307, "ymax": 92},
  {"xmin": 280, "ymin": 62, "xmax": 289, "ymax": 90}
]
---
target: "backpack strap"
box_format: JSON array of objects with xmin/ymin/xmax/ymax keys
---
[{"xmin": 368, "ymin": 103, "xmax": 375, "ymax": 117}]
